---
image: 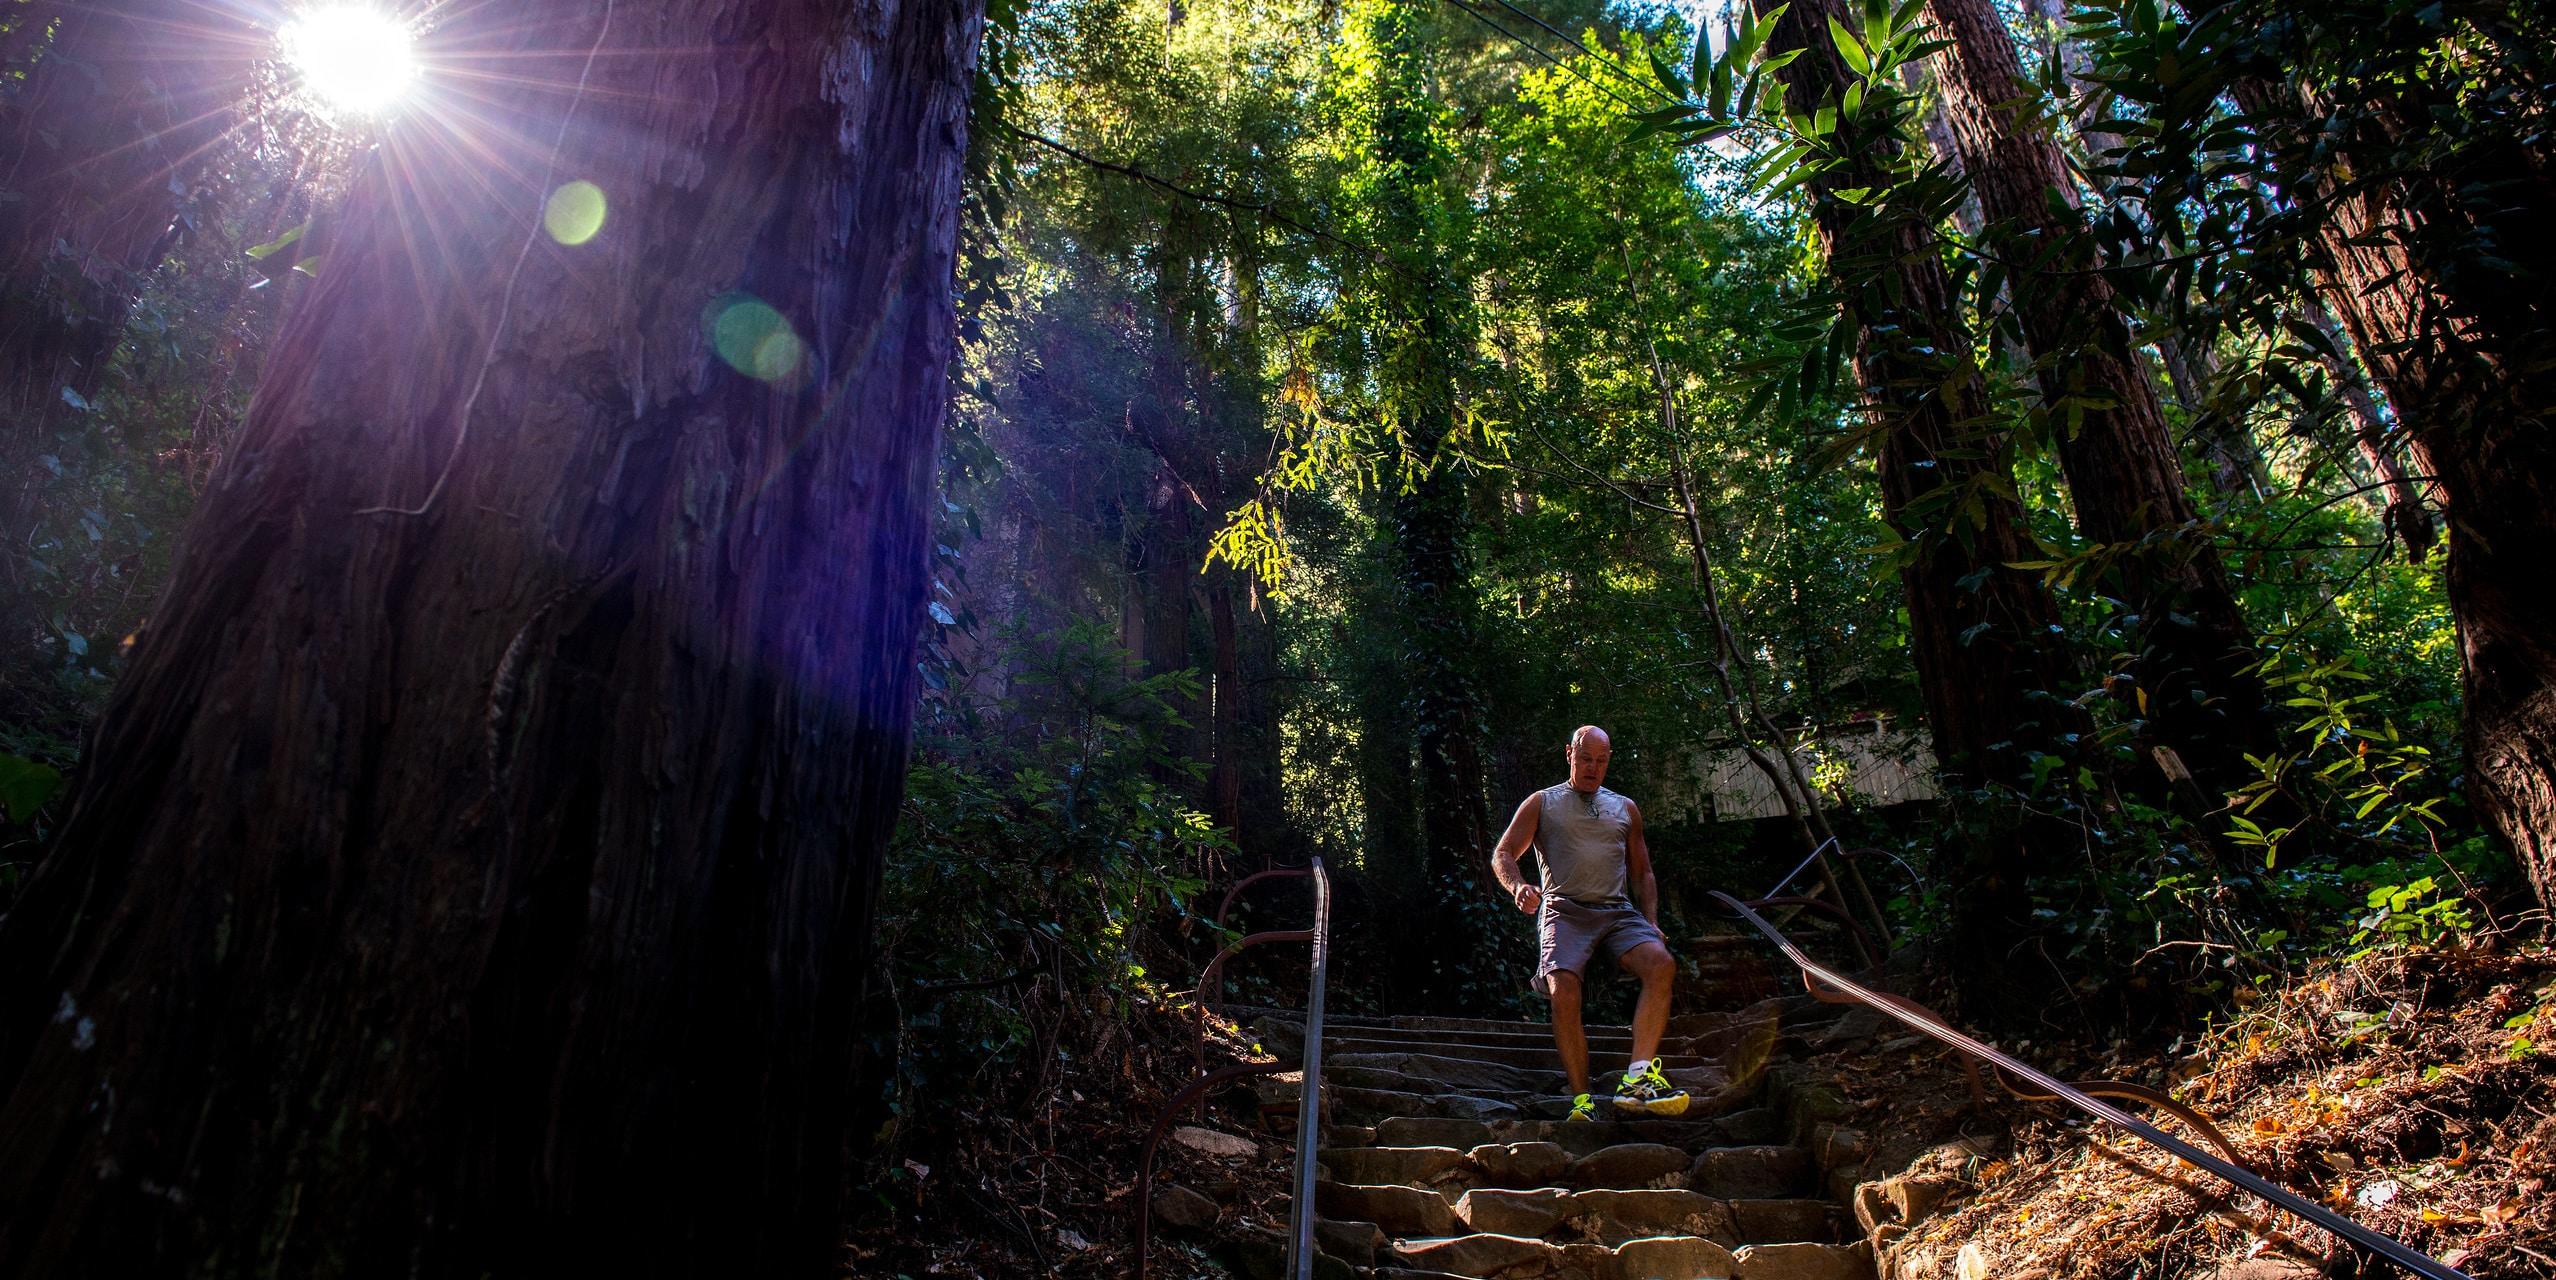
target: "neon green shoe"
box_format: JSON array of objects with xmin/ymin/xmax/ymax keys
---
[
  {"xmin": 1565, "ymin": 1092, "xmax": 1598, "ymax": 1122},
  {"xmin": 1612, "ymin": 1061, "xmax": 1690, "ymax": 1116}
]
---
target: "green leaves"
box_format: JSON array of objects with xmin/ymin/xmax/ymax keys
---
[
  {"xmin": 1648, "ymin": 46, "xmax": 1690, "ymax": 100},
  {"xmin": 0, "ymin": 754, "xmax": 63, "ymax": 824},
  {"xmin": 242, "ymin": 221, "xmax": 309, "ymax": 261},
  {"xmin": 1827, "ymin": 15, "xmax": 1871, "ymax": 76}
]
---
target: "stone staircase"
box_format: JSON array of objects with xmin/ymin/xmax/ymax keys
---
[{"xmin": 1246, "ymin": 980, "xmax": 1876, "ymax": 1280}]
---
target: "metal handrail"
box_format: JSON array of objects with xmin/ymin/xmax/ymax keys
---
[
  {"xmin": 1192, "ymin": 864, "xmax": 1318, "ymax": 1095},
  {"xmin": 1285, "ymin": 857, "xmax": 1332, "ymax": 1280},
  {"xmin": 1710, "ymin": 891, "xmax": 2472, "ymax": 1280},
  {"xmin": 1134, "ymin": 857, "xmax": 1333, "ymax": 1280}
]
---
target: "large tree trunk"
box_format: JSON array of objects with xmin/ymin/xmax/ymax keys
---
[
  {"xmin": 1757, "ymin": 0, "xmax": 2085, "ymax": 1012},
  {"xmin": 1926, "ymin": 0, "xmax": 2269, "ymax": 797},
  {"xmin": 1755, "ymin": 0, "xmax": 2080, "ymax": 791},
  {"xmin": 1211, "ymin": 579, "xmax": 1244, "ymax": 831},
  {"xmin": 1234, "ymin": 590, "xmax": 1288, "ymax": 855},
  {"xmin": 0, "ymin": 2, "xmax": 983, "ymax": 1274},
  {"xmin": 1, "ymin": 0, "xmax": 246, "ymax": 696},
  {"xmin": 1356, "ymin": 0, "xmax": 1495, "ymax": 1005},
  {"xmin": 2240, "ymin": 63, "xmax": 2556, "ymax": 909}
]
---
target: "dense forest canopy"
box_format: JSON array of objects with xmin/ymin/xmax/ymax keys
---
[{"xmin": 0, "ymin": 0, "xmax": 2549, "ymax": 1274}]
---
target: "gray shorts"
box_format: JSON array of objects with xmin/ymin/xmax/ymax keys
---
[{"xmin": 1535, "ymin": 897, "xmax": 1666, "ymax": 995}]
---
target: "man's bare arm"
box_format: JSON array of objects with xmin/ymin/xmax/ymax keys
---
[
  {"xmin": 1491, "ymin": 794, "xmax": 1543, "ymax": 913},
  {"xmin": 1626, "ymin": 800, "xmax": 1660, "ymax": 926}
]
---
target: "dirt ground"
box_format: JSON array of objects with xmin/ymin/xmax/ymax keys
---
[
  {"xmin": 1811, "ymin": 940, "xmax": 2556, "ymax": 1280},
  {"xmin": 844, "ymin": 1000, "xmax": 1292, "ymax": 1278}
]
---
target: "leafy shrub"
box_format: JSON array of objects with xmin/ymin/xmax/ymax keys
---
[{"xmin": 877, "ymin": 620, "xmax": 1230, "ymax": 1122}]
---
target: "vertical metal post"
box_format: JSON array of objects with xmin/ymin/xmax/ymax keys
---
[{"xmin": 1282, "ymin": 856, "xmax": 1331, "ymax": 1280}]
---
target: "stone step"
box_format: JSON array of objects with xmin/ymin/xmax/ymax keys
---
[
  {"xmin": 1275, "ymin": 1079, "xmax": 1734, "ymax": 1128},
  {"xmin": 1732, "ymin": 1241, "xmax": 1872, "ymax": 1280},
  {"xmin": 1318, "ymin": 1138, "xmax": 1736, "ymax": 1196},
  {"xmin": 1320, "ymin": 1144, "xmax": 1475, "ymax": 1187},
  {"xmin": 1460, "ymin": 1186, "xmax": 1727, "ymax": 1244},
  {"xmin": 1327, "ymin": 1034, "xmax": 1619, "ymax": 1071},
  {"xmin": 1315, "ymin": 1183, "xmax": 1844, "ymax": 1251},
  {"xmin": 1328, "ymin": 1051, "xmax": 1566, "ymax": 1095},
  {"xmin": 1365, "ymin": 1238, "xmax": 1869, "ymax": 1280},
  {"xmin": 1365, "ymin": 1108, "xmax": 1783, "ymax": 1154},
  {"xmin": 1387, "ymin": 1231, "xmax": 1737, "ymax": 1280},
  {"xmin": 1727, "ymin": 1199, "xmax": 1842, "ymax": 1245},
  {"xmin": 1320, "ymin": 1218, "xmax": 1384, "ymax": 1268},
  {"xmin": 1687, "ymin": 1146, "xmax": 1815, "ymax": 1200},
  {"xmin": 1255, "ymin": 1009, "xmax": 1736, "ymax": 1041},
  {"xmin": 1261, "ymin": 1019, "xmax": 1745, "ymax": 1064},
  {"xmin": 1283, "ymin": 1081, "xmax": 1529, "ymax": 1125},
  {"xmin": 1315, "ymin": 1182, "xmax": 1461, "ymax": 1237},
  {"xmin": 1322, "ymin": 1053, "xmax": 1733, "ymax": 1105}
]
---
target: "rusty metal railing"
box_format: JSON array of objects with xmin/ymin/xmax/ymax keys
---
[
  {"xmin": 1711, "ymin": 890, "xmax": 2471, "ymax": 1280},
  {"xmin": 1135, "ymin": 857, "xmax": 1333, "ymax": 1280}
]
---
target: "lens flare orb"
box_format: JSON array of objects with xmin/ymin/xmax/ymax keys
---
[{"xmin": 281, "ymin": 7, "xmax": 419, "ymax": 116}]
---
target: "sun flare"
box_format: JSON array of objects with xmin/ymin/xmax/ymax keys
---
[{"xmin": 280, "ymin": 7, "xmax": 419, "ymax": 117}]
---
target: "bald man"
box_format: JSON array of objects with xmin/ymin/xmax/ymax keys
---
[{"xmin": 1489, "ymin": 726, "xmax": 1688, "ymax": 1120}]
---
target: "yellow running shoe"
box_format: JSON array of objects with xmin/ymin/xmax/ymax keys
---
[
  {"xmin": 1565, "ymin": 1092, "xmax": 1598, "ymax": 1122},
  {"xmin": 1612, "ymin": 1061, "xmax": 1690, "ymax": 1116}
]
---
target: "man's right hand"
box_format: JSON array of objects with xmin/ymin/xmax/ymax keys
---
[{"xmin": 1512, "ymin": 883, "xmax": 1542, "ymax": 914}]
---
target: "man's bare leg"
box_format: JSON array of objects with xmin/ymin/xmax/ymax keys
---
[
  {"xmin": 1622, "ymin": 941, "xmax": 1677, "ymax": 1067},
  {"xmin": 1546, "ymin": 970, "xmax": 1590, "ymax": 1096}
]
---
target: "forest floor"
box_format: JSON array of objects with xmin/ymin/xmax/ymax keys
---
[
  {"xmin": 843, "ymin": 937, "xmax": 2556, "ymax": 1279},
  {"xmin": 843, "ymin": 1001, "xmax": 1293, "ymax": 1278},
  {"xmin": 1830, "ymin": 938, "xmax": 2556, "ymax": 1280}
]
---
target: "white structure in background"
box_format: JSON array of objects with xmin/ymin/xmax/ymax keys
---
[{"xmin": 1656, "ymin": 716, "xmax": 1940, "ymax": 823}]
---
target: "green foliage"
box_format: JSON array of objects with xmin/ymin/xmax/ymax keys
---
[
  {"xmin": 0, "ymin": 753, "xmax": 61, "ymax": 825},
  {"xmin": 2227, "ymin": 655, "xmax": 2449, "ymax": 870},
  {"xmin": 882, "ymin": 621, "xmax": 1229, "ymax": 1094},
  {"xmin": 2351, "ymin": 876, "xmax": 2472, "ymax": 953},
  {"xmin": 1, "ymin": 0, "xmax": 2533, "ymax": 1052}
]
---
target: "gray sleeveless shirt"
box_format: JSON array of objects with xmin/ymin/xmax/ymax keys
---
[{"xmin": 1534, "ymin": 784, "xmax": 1633, "ymax": 906}]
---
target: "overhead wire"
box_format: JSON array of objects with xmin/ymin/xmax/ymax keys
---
[
  {"xmin": 1436, "ymin": 0, "xmax": 1651, "ymax": 114},
  {"xmin": 1481, "ymin": 0, "xmax": 1685, "ymax": 106},
  {"xmin": 997, "ymin": 122, "xmax": 1372, "ymax": 257}
]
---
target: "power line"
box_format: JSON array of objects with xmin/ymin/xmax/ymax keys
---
[
  {"xmin": 1438, "ymin": 0, "xmax": 1650, "ymax": 114},
  {"xmin": 997, "ymin": 122, "xmax": 1373, "ymax": 257},
  {"xmin": 1482, "ymin": 0, "xmax": 1683, "ymax": 106}
]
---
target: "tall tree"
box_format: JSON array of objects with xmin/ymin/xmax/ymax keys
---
[
  {"xmin": 1923, "ymin": 0, "xmax": 2269, "ymax": 794},
  {"xmin": 1341, "ymin": 0, "xmax": 1496, "ymax": 998},
  {"xmin": 2200, "ymin": 0, "xmax": 2556, "ymax": 906},
  {"xmin": 1716, "ymin": 0, "xmax": 2093, "ymax": 1006},
  {"xmin": 0, "ymin": 0, "xmax": 983, "ymax": 1272},
  {"xmin": 1743, "ymin": 0, "xmax": 2083, "ymax": 791}
]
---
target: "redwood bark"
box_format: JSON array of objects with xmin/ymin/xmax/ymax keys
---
[
  {"xmin": 1758, "ymin": 0, "xmax": 2086, "ymax": 1009},
  {"xmin": 0, "ymin": 1, "xmax": 983, "ymax": 1273},
  {"xmin": 1926, "ymin": 0, "xmax": 2269, "ymax": 794},
  {"xmin": 2240, "ymin": 67, "xmax": 2556, "ymax": 909},
  {"xmin": 1755, "ymin": 0, "xmax": 2082, "ymax": 790}
]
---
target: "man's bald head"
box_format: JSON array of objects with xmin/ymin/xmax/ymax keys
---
[{"xmin": 1566, "ymin": 725, "xmax": 1612, "ymax": 792}]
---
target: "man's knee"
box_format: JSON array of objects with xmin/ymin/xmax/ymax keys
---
[
  {"xmin": 1624, "ymin": 942, "xmax": 1676, "ymax": 984},
  {"xmin": 1546, "ymin": 970, "xmax": 1584, "ymax": 1005}
]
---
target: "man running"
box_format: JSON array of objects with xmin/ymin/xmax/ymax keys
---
[{"xmin": 1489, "ymin": 725, "xmax": 1688, "ymax": 1121}]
